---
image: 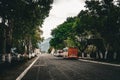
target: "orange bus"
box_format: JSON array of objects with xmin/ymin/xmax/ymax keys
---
[{"xmin": 62, "ymin": 47, "xmax": 78, "ymax": 59}]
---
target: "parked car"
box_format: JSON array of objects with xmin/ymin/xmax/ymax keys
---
[
  {"xmin": 11, "ymin": 53, "xmax": 22, "ymax": 61},
  {"xmin": 54, "ymin": 50, "xmax": 63, "ymax": 57},
  {"xmin": 32, "ymin": 53, "xmax": 37, "ymax": 57}
]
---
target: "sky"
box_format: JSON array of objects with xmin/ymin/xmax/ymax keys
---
[{"xmin": 41, "ymin": 0, "xmax": 85, "ymax": 39}]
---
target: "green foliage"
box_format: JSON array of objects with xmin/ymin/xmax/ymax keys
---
[
  {"xmin": 48, "ymin": 47, "xmax": 53, "ymax": 53},
  {"xmin": 84, "ymin": 45, "xmax": 97, "ymax": 54},
  {"xmin": 50, "ymin": 17, "xmax": 76, "ymax": 49},
  {"xmin": 84, "ymin": 0, "xmax": 120, "ymax": 50},
  {"xmin": 0, "ymin": 0, "xmax": 53, "ymax": 54},
  {"xmin": 50, "ymin": 0, "xmax": 120, "ymax": 60},
  {"xmin": 64, "ymin": 37, "xmax": 76, "ymax": 47}
]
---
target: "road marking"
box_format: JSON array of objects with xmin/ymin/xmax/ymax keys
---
[
  {"xmin": 16, "ymin": 55, "xmax": 40, "ymax": 80},
  {"xmin": 33, "ymin": 65, "xmax": 46, "ymax": 67},
  {"xmin": 48, "ymin": 70, "xmax": 54, "ymax": 80},
  {"xmin": 36, "ymin": 67, "xmax": 40, "ymax": 80},
  {"xmin": 79, "ymin": 59, "xmax": 120, "ymax": 67}
]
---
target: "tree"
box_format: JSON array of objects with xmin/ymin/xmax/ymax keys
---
[
  {"xmin": 0, "ymin": 0, "xmax": 53, "ymax": 62},
  {"xmin": 77, "ymin": 0, "xmax": 120, "ymax": 60},
  {"xmin": 50, "ymin": 17, "xmax": 76, "ymax": 49},
  {"xmin": 50, "ymin": 0, "xmax": 120, "ymax": 61}
]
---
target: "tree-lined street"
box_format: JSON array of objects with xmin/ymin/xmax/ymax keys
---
[{"xmin": 0, "ymin": 0, "xmax": 120, "ymax": 80}]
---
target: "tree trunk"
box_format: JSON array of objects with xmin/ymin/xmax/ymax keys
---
[
  {"xmin": 6, "ymin": 19, "xmax": 13, "ymax": 63},
  {"xmin": 25, "ymin": 36, "xmax": 31, "ymax": 59},
  {"xmin": 107, "ymin": 50, "xmax": 114, "ymax": 61},
  {"xmin": 102, "ymin": 51, "xmax": 105, "ymax": 60},
  {"xmin": 6, "ymin": 19, "xmax": 13, "ymax": 53},
  {"xmin": 1, "ymin": 18, "xmax": 6, "ymax": 62},
  {"xmin": 104, "ymin": 50, "xmax": 108, "ymax": 60},
  {"xmin": 26, "ymin": 36, "xmax": 30, "ymax": 55}
]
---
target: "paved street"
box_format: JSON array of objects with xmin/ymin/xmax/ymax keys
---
[{"xmin": 21, "ymin": 54, "xmax": 120, "ymax": 80}]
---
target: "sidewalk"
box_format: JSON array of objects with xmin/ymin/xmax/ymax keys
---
[
  {"xmin": 0, "ymin": 58, "xmax": 36, "ymax": 80},
  {"xmin": 0, "ymin": 60, "xmax": 25, "ymax": 74}
]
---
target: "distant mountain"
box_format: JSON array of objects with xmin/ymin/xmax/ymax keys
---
[{"xmin": 39, "ymin": 38, "xmax": 51, "ymax": 52}]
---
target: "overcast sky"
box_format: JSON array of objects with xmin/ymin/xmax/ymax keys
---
[{"xmin": 41, "ymin": 0, "xmax": 85, "ymax": 39}]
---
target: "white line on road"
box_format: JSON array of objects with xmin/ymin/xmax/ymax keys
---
[
  {"xmin": 16, "ymin": 55, "xmax": 40, "ymax": 80},
  {"xmin": 79, "ymin": 59, "xmax": 120, "ymax": 67}
]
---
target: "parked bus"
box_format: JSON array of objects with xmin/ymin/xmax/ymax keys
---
[{"xmin": 62, "ymin": 47, "xmax": 78, "ymax": 59}]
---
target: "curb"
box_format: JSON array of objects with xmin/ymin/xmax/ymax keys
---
[
  {"xmin": 79, "ymin": 59, "xmax": 120, "ymax": 67},
  {"xmin": 16, "ymin": 55, "xmax": 40, "ymax": 80}
]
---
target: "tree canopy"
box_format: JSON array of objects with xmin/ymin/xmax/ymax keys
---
[
  {"xmin": 0, "ymin": 0, "xmax": 53, "ymax": 55},
  {"xmin": 50, "ymin": 0, "xmax": 120, "ymax": 61}
]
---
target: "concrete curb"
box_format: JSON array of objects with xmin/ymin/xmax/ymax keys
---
[{"xmin": 79, "ymin": 59, "xmax": 120, "ymax": 67}]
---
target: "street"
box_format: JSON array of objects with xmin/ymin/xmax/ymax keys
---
[
  {"xmin": 21, "ymin": 54, "xmax": 120, "ymax": 80},
  {"xmin": 0, "ymin": 0, "xmax": 120, "ymax": 80}
]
